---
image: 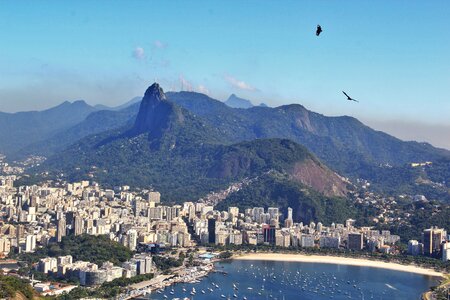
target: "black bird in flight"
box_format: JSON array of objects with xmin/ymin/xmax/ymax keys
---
[
  {"xmin": 342, "ymin": 91, "xmax": 358, "ymax": 102},
  {"xmin": 316, "ymin": 25, "xmax": 322, "ymax": 36}
]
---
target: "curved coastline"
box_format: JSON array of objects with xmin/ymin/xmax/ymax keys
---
[{"xmin": 233, "ymin": 253, "xmax": 445, "ymax": 278}]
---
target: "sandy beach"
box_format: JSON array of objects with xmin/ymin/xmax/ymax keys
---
[{"xmin": 234, "ymin": 253, "xmax": 445, "ymax": 277}]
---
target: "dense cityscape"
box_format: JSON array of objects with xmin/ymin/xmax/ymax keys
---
[{"xmin": 1, "ymin": 151, "xmax": 449, "ymax": 298}]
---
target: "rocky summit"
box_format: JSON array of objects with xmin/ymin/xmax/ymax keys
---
[{"xmin": 131, "ymin": 83, "xmax": 175, "ymax": 136}]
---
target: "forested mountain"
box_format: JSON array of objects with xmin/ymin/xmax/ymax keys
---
[
  {"xmin": 0, "ymin": 100, "xmax": 99, "ymax": 155},
  {"xmin": 166, "ymin": 91, "xmax": 450, "ymax": 201},
  {"xmin": 42, "ymin": 84, "xmax": 348, "ymax": 207},
  {"xmin": 5, "ymin": 84, "xmax": 449, "ymax": 203},
  {"xmin": 16, "ymin": 89, "xmax": 448, "ymax": 170},
  {"xmin": 167, "ymin": 91, "xmax": 449, "ymax": 168},
  {"xmin": 18, "ymin": 103, "xmax": 140, "ymax": 157}
]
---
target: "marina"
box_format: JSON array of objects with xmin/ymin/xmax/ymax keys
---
[
  {"xmin": 118, "ymin": 264, "xmax": 215, "ymax": 299},
  {"xmin": 141, "ymin": 260, "xmax": 440, "ymax": 300}
]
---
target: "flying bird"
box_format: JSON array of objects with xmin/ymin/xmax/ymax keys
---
[
  {"xmin": 316, "ymin": 25, "xmax": 322, "ymax": 36},
  {"xmin": 342, "ymin": 91, "xmax": 358, "ymax": 102}
]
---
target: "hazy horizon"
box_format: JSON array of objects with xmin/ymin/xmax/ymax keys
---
[
  {"xmin": 1, "ymin": 1, "xmax": 449, "ymax": 149},
  {"xmin": 1, "ymin": 88, "xmax": 449, "ymax": 151}
]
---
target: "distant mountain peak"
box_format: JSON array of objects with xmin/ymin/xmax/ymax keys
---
[
  {"xmin": 72, "ymin": 100, "xmax": 90, "ymax": 106},
  {"xmin": 225, "ymin": 94, "xmax": 254, "ymax": 109},
  {"xmin": 48, "ymin": 100, "xmax": 94, "ymax": 113},
  {"xmin": 131, "ymin": 83, "xmax": 173, "ymax": 136},
  {"xmin": 143, "ymin": 82, "xmax": 166, "ymax": 102}
]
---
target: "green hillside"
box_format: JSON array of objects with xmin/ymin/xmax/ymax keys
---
[
  {"xmin": 41, "ymin": 84, "xmax": 344, "ymax": 203},
  {"xmin": 216, "ymin": 172, "xmax": 355, "ymax": 224}
]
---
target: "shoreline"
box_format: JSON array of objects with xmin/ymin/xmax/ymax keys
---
[{"xmin": 233, "ymin": 253, "xmax": 445, "ymax": 278}]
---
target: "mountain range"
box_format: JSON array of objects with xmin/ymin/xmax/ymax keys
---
[
  {"xmin": 165, "ymin": 92, "xmax": 450, "ymax": 199},
  {"xmin": 2, "ymin": 83, "xmax": 449, "ymax": 219},
  {"xmin": 0, "ymin": 100, "xmax": 99, "ymax": 155},
  {"xmin": 39, "ymin": 84, "xmax": 350, "ymax": 219}
]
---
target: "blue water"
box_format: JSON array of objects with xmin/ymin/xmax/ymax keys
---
[{"xmin": 148, "ymin": 260, "xmax": 439, "ymax": 300}]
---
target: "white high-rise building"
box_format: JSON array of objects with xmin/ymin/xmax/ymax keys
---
[
  {"xmin": 442, "ymin": 242, "xmax": 450, "ymax": 262},
  {"xmin": 252, "ymin": 207, "xmax": 264, "ymax": 223},
  {"xmin": 301, "ymin": 235, "xmax": 315, "ymax": 248},
  {"xmin": 127, "ymin": 229, "xmax": 138, "ymax": 251},
  {"xmin": 25, "ymin": 234, "xmax": 36, "ymax": 252},
  {"xmin": 74, "ymin": 215, "xmax": 84, "ymax": 236},
  {"xmin": 284, "ymin": 207, "xmax": 293, "ymax": 228},
  {"xmin": 287, "ymin": 207, "xmax": 293, "ymax": 220},
  {"xmin": 38, "ymin": 257, "xmax": 58, "ymax": 274},
  {"xmin": 148, "ymin": 207, "xmax": 163, "ymax": 220},
  {"xmin": 0, "ymin": 237, "xmax": 11, "ymax": 255},
  {"xmin": 57, "ymin": 255, "xmax": 73, "ymax": 265},
  {"xmin": 147, "ymin": 191, "xmax": 161, "ymax": 204},
  {"xmin": 57, "ymin": 217, "xmax": 66, "ymax": 242},
  {"xmin": 267, "ymin": 207, "xmax": 279, "ymax": 219},
  {"xmin": 228, "ymin": 207, "xmax": 239, "ymax": 217},
  {"xmin": 407, "ymin": 240, "xmax": 421, "ymax": 256}
]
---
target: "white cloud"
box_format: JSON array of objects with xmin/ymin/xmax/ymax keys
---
[
  {"xmin": 197, "ymin": 84, "xmax": 210, "ymax": 95},
  {"xmin": 132, "ymin": 47, "xmax": 145, "ymax": 60},
  {"xmin": 179, "ymin": 75, "xmax": 193, "ymax": 91},
  {"xmin": 153, "ymin": 40, "xmax": 167, "ymax": 49},
  {"xmin": 224, "ymin": 74, "xmax": 256, "ymax": 91}
]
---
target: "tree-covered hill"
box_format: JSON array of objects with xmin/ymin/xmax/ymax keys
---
[
  {"xmin": 17, "ymin": 103, "xmax": 140, "ymax": 158},
  {"xmin": 167, "ymin": 91, "xmax": 449, "ymax": 169},
  {"xmin": 216, "ymin": 172, "xmax": 355, "ymax": 225},
  {"xmin": 0, "ymin": 275, "xmax": 34, "ymax": 300},
  {"xmin": 41, "ymin": 84, "xmax": 347, "ymax": 203},
  {"xmin": 167, "ymin": 91, "xmax": 450, "ymax": 201},
  {"xmin": 19, "ymin": 234, "xmax": 133, "ymax": 266}
]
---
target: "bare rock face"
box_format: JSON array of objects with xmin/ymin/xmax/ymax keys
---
[
  {"xmin": 132, "ymin": 83, "xmax": 173, "ymax": 136},
  {"xmin": 290, "ymin": 158, "xmax": 348, "ymax": 197}
]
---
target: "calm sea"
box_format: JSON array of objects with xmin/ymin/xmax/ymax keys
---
[{"xmin": 147, "ymin": 259, "xmax": 440, "ymax": 300}]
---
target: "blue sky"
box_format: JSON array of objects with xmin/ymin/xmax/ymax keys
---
[{"xmin": 0, "ymin": 1, "xmax": 449, "ymax": 147}]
